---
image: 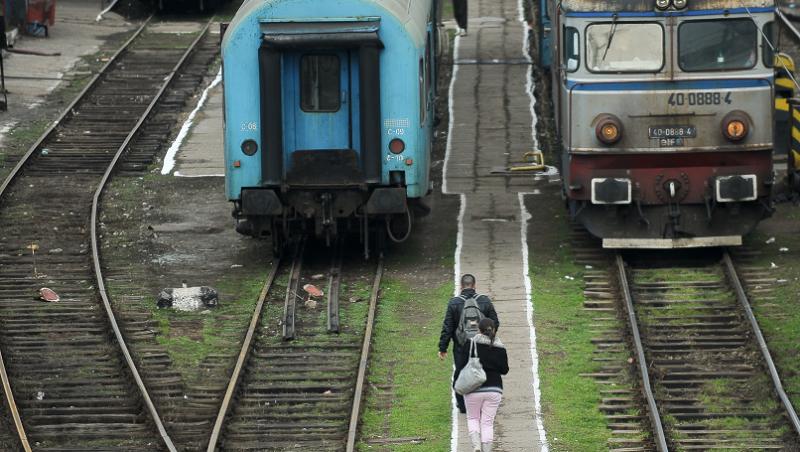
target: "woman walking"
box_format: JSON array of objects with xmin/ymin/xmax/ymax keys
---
[{"xmin": 463, "ymin": 318, "xmax": 508, "ymax": 452}]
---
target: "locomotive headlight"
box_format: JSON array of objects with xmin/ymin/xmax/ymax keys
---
[
  {"xmin": 673, "ymin": 0, "xmax": 687, "ymax": 9},
  {"xmin": 241, "ymin": 139, "xmax": 258, "ymax": 156},
  {"xmin": 594, "ymin": 114, "xmax": 623, "ymax": 145},
  {"xmin": 721, "ymin": 111, "xmax": 750, "ymax": 142},
  {"xmin": 655, "ymin": 0, "xmax": 670, "ymax": 10},
  {"xmin": 389, "ymin": 138, "xmax": 406, "ymax": 154}
]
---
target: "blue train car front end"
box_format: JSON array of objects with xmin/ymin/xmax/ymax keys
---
[{"xmin": 222, "ymin": 0, "xmax": 436, "ymax": 253}]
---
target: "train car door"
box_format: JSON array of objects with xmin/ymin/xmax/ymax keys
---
[{"xmin": 282, "ymin": 51, "xmax": 357, "ymax": 159}]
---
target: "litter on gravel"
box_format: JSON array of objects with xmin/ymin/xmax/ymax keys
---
[
  {"xmin": 303, "ymin": 284, "xmax": 324, "ymax": 297},
  {"xmin": 38, "ymin": 287, "xmax": 59, "ymax": 302}
]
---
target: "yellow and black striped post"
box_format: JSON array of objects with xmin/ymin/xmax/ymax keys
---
[
  {"xmin": 775, "ymin": 53, "xmax": 794, "ymax": 159},
  {"xmin": 773, "ymin": 53, "xmax": 800, "ymax": 190},
  {"xmin": 790, "ymin": 100, "xmax": 800, "ymax": 190}
]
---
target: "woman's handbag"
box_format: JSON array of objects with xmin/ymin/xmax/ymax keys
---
[{"xmin": 454, "ymin": 337, "xmax": 486, "ymax": 395}]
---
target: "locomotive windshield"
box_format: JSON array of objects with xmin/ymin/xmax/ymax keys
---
[
  {"xmin": 679, "ymin": 19, "xmax": 757, "ymax": 71},
  {"xmin": 586, "ymin": 22, "xmax": 663, "ymax": 72}
]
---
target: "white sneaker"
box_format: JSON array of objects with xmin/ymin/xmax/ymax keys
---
[
  {"xmin": 469, "ymin": 432, "xmax": 481, "ymax": 452},
  {"xmin": 458, "ymin": 28, "xmax": 468, "ymax": 37}
]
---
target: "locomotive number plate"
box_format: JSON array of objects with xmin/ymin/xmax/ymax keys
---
[{"xmin": 648, "ymin": 125, "xmax": 696, "ymax": 139}]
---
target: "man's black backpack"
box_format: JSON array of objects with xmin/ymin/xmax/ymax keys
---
[{"xmin": 456, "ymin": 294, "xmax": 484, "ymax": 346}]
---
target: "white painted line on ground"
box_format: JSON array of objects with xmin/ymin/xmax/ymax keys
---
[
  {"xmin": 442, "ymin": 29, "xmax": 464, "ymax": 451},
  {"xmin": 516, "ymin": 0, "xmax": 549, "ymax": 447},
  {"xmin": 441, "ymin": 32, "xmax": 461, "ymax": 196},
  {"xmin": 174, "ymin": 171, "xmax": 224, "ymax": 178},
  {"xmin": 518, "ymin": 192, "xmax": 549, "ymax": 452},
  {"xmin": 450, "ymin": 192, "xmax": 466, "ymax": 451},
  {"xmin": 161, "ymin": 67, "xmax": 222, "ymax": 175}
]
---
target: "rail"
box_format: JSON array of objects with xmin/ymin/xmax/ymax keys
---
[
  {"xmin": 0, "ymin": 18, "xmax": 158, "ymax": 451},
  {"xmin": 327, "ymin": 240, "xmax": 343, "ymax": 333},
  {"xmin": 282, "ymin": 239, "xmax": 306, "ymax": 340},
  {"xmin": 88, "ymin": 19, "xmax": 214, "ymax": 451},
  {"xmin": 614, "ymin": 253, "xmax": 668, "ymax": 452},
  {"xmin": 206, "ymin": 259, "xmax": 283, "ymax": 451},
  {"xmin": 722, "ymin": 250, "xmax": 800, "ymax": 437},
  {"xmin": 0, "ymin": 17, "xmax": 151, "ymax": 198},
  {"xmin": 346, "ymin": 255, "xmax": 384, "ymax": 451}
]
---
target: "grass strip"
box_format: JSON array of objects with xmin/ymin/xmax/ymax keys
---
[
  {"xmin": 742, "ymin": 206, "xmax": 800, "ymax": 415},
  {"xmin": 358, "ymin": 279, "xmax": 453, "ymax": 451},
  {"xmin": 528, "ymin": 193, "xmax": 610, "ymax": 451}
]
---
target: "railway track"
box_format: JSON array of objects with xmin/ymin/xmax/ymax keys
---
[
  {"xmin": 96, "ymin": 26, "xmax": 223, "ymax": 450},
  {"xmin": 0, "ymin": 18, "xmax": 212, "ymax": 450},
  {"xmin": 615, "ymin": 250, "xmax": 800, "ymax": 450},
  {"xmin": 207, "ymin": 239, "xmax": 383, "ymax": 451}
]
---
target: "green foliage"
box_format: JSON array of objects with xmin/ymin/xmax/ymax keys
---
[{"xmin": 532, "ymin": 247, "xmax": 609, "ymax": 450}]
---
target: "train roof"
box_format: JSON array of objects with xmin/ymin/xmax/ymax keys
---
[
  {"xmin": 560, "ymin": 0, "xmax": 773, "ymax": 12},
  {"xmin": 227, "ymin": 0, "xmax": 431, "ymax": 46}
]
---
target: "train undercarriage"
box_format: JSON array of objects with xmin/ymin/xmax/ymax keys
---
[{"xmin": 232, "ymin": 186, "xmax": 424, "ymax": 258}]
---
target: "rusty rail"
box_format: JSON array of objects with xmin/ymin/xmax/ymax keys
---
[
  {"xmin": 0, "ymin": 18, "xmax": 157, "ymax": 451},
  {"xmin": 0, "ymin": 344, "xmax": 29, "ymax": 451},
  {"xmin": 346, "ymin": 255, "xmax": 384, "ymax": 451},
  {"xmin": 615, "ymin": 253, "xmax": 668, "ymax": 452},
  {"xmin": 722, "ymin": 250, "xmax": 800, "ymax": 437},
  {"xmin": 206, "ymin": 258, "xmax": 283, "ymax": 451},
  {"xmin": 0, "ymin": 17, "xmax": 151, "ymax": 198},
  {"xmin": 88, "ymin": 19, "xmax": 214, "ymax": 451},
  {"xmin": 327, "ymin": 239, "xmax": 343, "ymax": 333},
  {"xmin": 282, "ymin": 239, "xmax": 306, "ymax": 340}
]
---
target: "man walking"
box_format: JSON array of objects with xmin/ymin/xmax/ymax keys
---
[
  {"xmin": 438, "ymin": 274, "xmax": 499, "ymax": 413},
  {"xmin": 452, "ymin": 0, "xmax": 468, "ymax": 36}
]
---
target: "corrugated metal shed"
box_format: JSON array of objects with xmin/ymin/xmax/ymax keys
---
[{"xmin": 561, "ymin": 0, "xmax": 772, "ymax": 12}]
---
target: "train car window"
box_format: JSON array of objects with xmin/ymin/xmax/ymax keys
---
[
  {"xmin": 300, "ymin": 55, "xmax": 340, "ymax": 112},
  {"xmin": 678, "ymin": 19, "xmax": 757, "ymax": 72},
  {"xmin": 762, "ymin": 22, "xmax": 775, "ymax": 68},
  {"xmin": 585, "ymin": 22, "xmax": 663, "ymax": 73},
  {"xmin": 563, "ymin": 27, "xmax": 579, "ymax": 72}
]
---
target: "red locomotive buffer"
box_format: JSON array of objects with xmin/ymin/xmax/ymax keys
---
[{"xmin": 568, "ymin": 151, "xmax": 773, "ymax": 248}]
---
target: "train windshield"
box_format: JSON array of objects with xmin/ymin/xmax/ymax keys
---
[
  {"xmin": 586, "ymin": 22, "xmax": 663, "ymax": 72},
  {"xmin": 679, "ymin": 19, "xmax": 757, "ymax": 71}
]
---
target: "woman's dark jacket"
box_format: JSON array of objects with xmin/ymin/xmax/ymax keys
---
[{"xmin": 460, "ymin": 334, "xmax": 509, "ymax": 392}]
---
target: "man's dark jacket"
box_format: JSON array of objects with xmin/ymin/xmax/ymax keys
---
[{"xmin": 438, "ymin": 288, "xmax": 499, "ymax": 353}]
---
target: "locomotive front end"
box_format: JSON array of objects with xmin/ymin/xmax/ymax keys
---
[{"xmin": 553, "ymin": 0, "xmax": 775, "ymax": 248}]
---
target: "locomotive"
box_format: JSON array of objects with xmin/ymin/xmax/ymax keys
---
[
  {"xmin": 541, "ymin": 0, "xmax": 775, "ymax": 248},
  {"xmin": 222, "ymin": 0, "xmax": 439, "ymax": 255}
]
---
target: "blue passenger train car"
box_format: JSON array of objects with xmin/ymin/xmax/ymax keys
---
[{"xmin": 222, "ymin": 0, "xmax": 439, "ymax": 254}]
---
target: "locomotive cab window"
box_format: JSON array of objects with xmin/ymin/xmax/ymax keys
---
[
  {"xmin": 300, "ymin": 54, "xmax": 340, "ymax": 112},
  {"xmin": 585, "ymin": 22, "xmax": 663, "ymax": 72},
  {"xmin": 678, "ymin": 19, "xmax": 757, "ymax": 72},
  {"xmin": 563, "ymin": 26, "xmax": 579, "ymax": 72},
  {"xmin": 762, "ymin": 21, "xmax": 775, "ymax": 68}
]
